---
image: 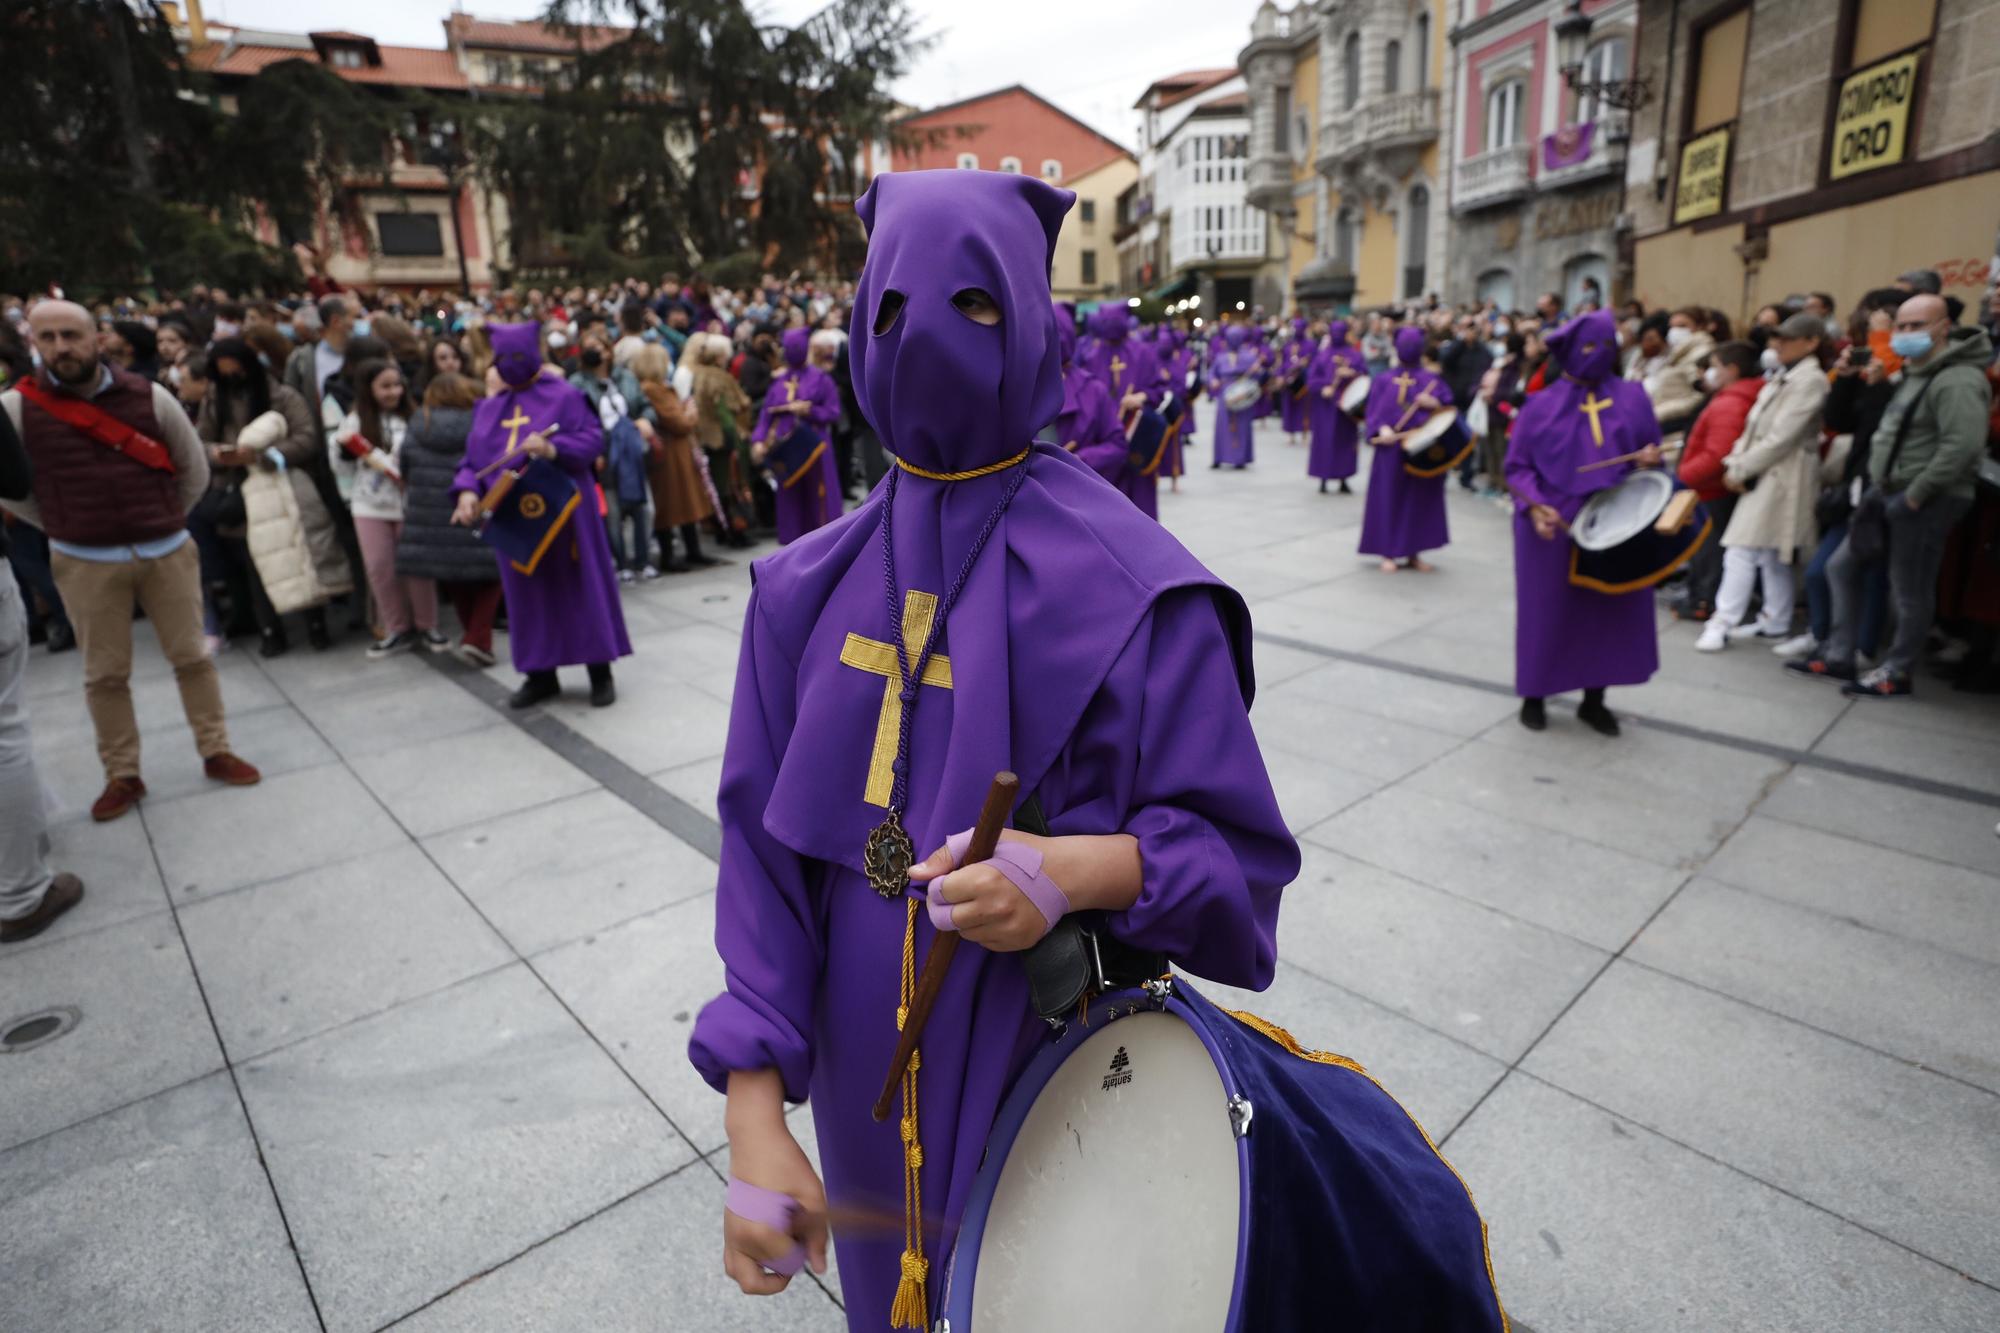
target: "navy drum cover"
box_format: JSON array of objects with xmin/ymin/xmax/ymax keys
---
[
  {"xmin": 1125, "ymin": 408, "xmax": 1169, "ymax": 475},
  {"xmin": 1570, "ymin": 484, "xmax": 1714, "ymax": 595},
  {"xmin": 947, "ymin": 980, "xmax": 1508, "ymax": 1331},
  {"xmin": 763, "ymin": 421, "xmax": 829, "ymax": 489},
  {"xmin": 477, "ymin": 457, "xmax": 581, "ymax": 575},
  {"xmin": 1403, "ymin": 411, "xmax": 1477, "ymax": 479}
]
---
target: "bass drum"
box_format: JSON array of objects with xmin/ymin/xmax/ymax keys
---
[
  {"xmin": 1338, "ymin": 374, "xmax": 1371, "ymax": 421},
  {"xmin": 939, "ymin": 979, "xmax": 1508, "ymax": 1332}
]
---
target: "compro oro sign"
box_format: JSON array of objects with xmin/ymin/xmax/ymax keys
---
[
  {"xmin": 1674, "ymin": 127, "xmax": 1730, "ymax": 225},
  {"xmin": 1830, "ymin": 51, "xmax": 1921, "ymax": 181}
]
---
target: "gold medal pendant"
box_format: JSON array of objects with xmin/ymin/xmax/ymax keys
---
[{"xmin": 865, "ymin": 812, "xmax": 916, "ymax": 899}]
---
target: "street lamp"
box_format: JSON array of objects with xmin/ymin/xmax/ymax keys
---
[
  {"xmin": 1555, "ymin": 1, "xmax": 1651, "ymax": 115},
  {"xmin": 423, "ymin": 117, "xmax": 474, "ymax": 298}
]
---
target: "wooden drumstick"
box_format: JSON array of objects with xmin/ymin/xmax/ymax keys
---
[
  {"xmin": 473, "ymin": 424, "xmax": 562, "ymax": 480},
  {"xmin": 1577, "ymin": 445, "xmax": 1656, "ymax": 473},
  {"xmin": 872, "ymin": 771, "xmax": 1019, "ymax": 1122}
]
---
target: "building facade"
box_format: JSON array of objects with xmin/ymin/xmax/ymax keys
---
[
  {"xmin": 1241, "ymin": 4, "xmax": 1328, "ymax": 313},
  {"xmin": 1127, "ymin": 69, "xmax": 1273, "ymax": 319},
  {"xmin": 1626, "ymin": 0, "xmax": 2000, "ymax": 320},
  {"xmin": 1446, "ymin": 0, "xmax": 1634, "ymax": 313},
  {"xmin": 888, "ymin": 84, "xmax": 1136, "ymax": 303}
]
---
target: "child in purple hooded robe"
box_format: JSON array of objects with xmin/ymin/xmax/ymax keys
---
[
  {"xmin": 1358, "ymin": 326, "xmax": 1454, "ymax": 571},
  {"xmin": 1051, "ymin": 300, "xmax": 1131, "ymax": 494},
  {"xmin": 1278, "ymin": 316, "xmax": 1312, "ymax": 440},
  {"xmin": 1208, "ymin": 324, "xmax": 1259, "ymax": 467},
  {"xmin": 690, "ymin": 170, "xmax": 1297, "ymax": 1331},
  {"xmin": 452, "ymin": 321, "xmax": 632, "ymax": 707},
  {"xmin": 1506, "ymin": 311, "xmax": 1664, "ymax": 735},
  {"xmin": 1307, "ymin": 318, "xmax": 1367, "ymax": 493},
  {"xmin": 751, "ymin": 327, "xmax": 845, "ymax": 544}
]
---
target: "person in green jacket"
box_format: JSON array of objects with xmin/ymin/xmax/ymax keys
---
[{"xmin": 1800, "ymin": 293, "xmax": 1993, "ymax": 698}]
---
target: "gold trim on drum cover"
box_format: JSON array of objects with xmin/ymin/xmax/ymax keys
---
[
  {"xmin": 508, "ymin": 487, "xmax": 582, "ymax": 576},
  {"xmin": 1568, "ymin": 512, "xmax": 1714, "ymax": 595},
  {"xmin": 779, "ymin": 441, "xmax": 830, "ymax": 489},
  {"xmin": 1224, "ymin": 1006, "xmax": 1511, "ymax": 1333},
  {"xmin": 1140, "ymin": 419, "xmax": 1179, "ymax": 478},
  {"xmin": 1403, "ymin": 431, "xmax": 1480, "ymax": 480}
]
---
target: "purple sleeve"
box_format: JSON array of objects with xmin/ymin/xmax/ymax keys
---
[
  {"xmin": 1305, "ymin": 352, "xmax": 1334, "ymax": 394},
  {"xmin": 1503, "ymin": 403, "xmax": 1559, "ymax": 515},
  {"xmin": 807, "ymin": 372, "xmax": 841, "ymax": 427},
  {"xmin": 1048, "ymin": 588, "xmax": 1296, "ymax": 989},
  {"xmin": 689, "ymin": 588, "xmax": 824, "ymax": 1103},
  {"xmin": 1071, "ymin": 381, "xmax": 1129, "ymax": 482}
]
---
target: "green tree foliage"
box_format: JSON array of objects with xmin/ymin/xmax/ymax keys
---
[
  {"xmin": 0, "ymin": 0, "xmax": 411, "ymax": 297},
  {"xmin": 472, "ymin": 0, "xmax": 929, "ymax": 278}
]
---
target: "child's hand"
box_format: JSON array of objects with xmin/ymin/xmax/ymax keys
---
[{"xmin": 722, "ymin": 1081, "xmax": 827, "ymax": 1294}]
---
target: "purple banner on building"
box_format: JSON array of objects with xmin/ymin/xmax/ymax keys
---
[{"xmin": 1542, "ymin": 121, "xmax": 1596, "ymax": 172}]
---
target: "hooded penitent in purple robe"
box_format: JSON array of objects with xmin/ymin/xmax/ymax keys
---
[
  {"xmin": 688, "ymin": 169, "xmax": 1297, "ymax": 1332},
  {"xmin": 1208, "ymin": 324, "xmax": 1259, "ymax": 466},
  {"xmin": 1307, "ymin": 320, "xmax": 1366, "ymax": 483},
  {"xmin": 1053, "ymin": 303, "xmax": 1157, "ymax": 518},
  {"xmin": 1358, "ymin": 327, "xmax": 1453, "ymax": 561},
  {"xmin": 1150, "ymin": 326, "xmax": 1188, "ymax": 480},
  {"xmin": 454, "ymin": 323, "xmax": 632, "ymax": 673},
  {"xmin": 753, "ymin": 327, "xmax": 844, "ymax": 544},
  {"xmin": 1249, "ymin": 326, "xmax": 1278, "ymax": 420},
  {"xmin": 1279, "ymin": 317, "xmax": 1311, "ymax": 435},
  {"xmin": 1505, "ymin": 311, "xmax": 1662, "ymax": 698},
  {"xmin": 1080, "ymin": 306, "xmax": 1161, "ymax": 413}
]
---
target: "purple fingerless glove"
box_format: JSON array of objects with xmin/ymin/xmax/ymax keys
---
[
  {"xmin": 925, "ymin": 835, "xmax": 1072, "ymax": 940},
  {"xmin": 726, "ymin": 1177, "xmax": 806, "ymax": 1276}
]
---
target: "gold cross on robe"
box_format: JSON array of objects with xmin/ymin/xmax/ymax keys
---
[
  {"xmin": 1392, "ymin": 371, "xmax": 1415, "ymax": 405},
  {"xmin": 501, "ymin": 407, "xmax": 533, "ymax": 452},
  {"xmin": 784, "ymin": 378, "xmax": 798, "ymax": 402},
  {"xmin": 1579, "ymin": 392, "xmax": 1615, "ymax": 447},
  {"xmin": 840, "ymin": 590, "xmax": 953, "ymax": 807},
  {"xmin": 1108, "ymin": 355, "xmax": 1127, "ymax": 391}
]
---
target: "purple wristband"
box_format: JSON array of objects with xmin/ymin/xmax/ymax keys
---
[
  {"xmin": 925, "ymin": 836, "xmax": 1071, "ymax": 939},
  {"xmin": 726, "ymin": 1178, "xmax": 806, "ymax": 1276}
]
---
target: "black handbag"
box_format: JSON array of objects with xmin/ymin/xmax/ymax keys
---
[{"xmin": 1847, "ymin": 376, "xmax": 1931, "ymax": 565}]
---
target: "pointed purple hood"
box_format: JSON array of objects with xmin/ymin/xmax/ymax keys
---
[
  {"xmin": 1547, "ymin": 311, "xmax": 1619, "ymax": 383},
  {"xmin": 489, "ymin": 321, "xmax": 544, "ymax": 388}
]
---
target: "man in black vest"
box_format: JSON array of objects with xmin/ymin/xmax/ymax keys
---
[{"xmin": 1, "ymin": 300, "xmax": 260, "ymax": 826}]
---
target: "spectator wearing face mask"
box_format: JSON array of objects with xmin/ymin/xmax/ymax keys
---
[
  {"xmin": 1793, "ymin": 293, "xmax": 1994, "ymax": 697},
  {"xmin": 1624, "ymin": 313, "xmax": 1672, "ymax": 397},
  {"xmin": 1648, "ymin": 308, "xmax": 1716, "ymax": 436},
  {"xmin": 1674, "ymin": 341, "xmax": 1764, "ymax": 622},
  {"xmin": 1696, "ymin": 313, "xmax": 1830, "ymax": 652}
]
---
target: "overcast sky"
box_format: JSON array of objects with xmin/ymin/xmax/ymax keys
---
[{"xmin": 202, "ymin": 0, "xmax": 1257, "ymax": 147}]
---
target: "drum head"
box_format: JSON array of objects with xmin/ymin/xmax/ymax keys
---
[
  {"xmin": 1574, "ymin": 469, "xmax": 1673, "ymax": 551},
  {"xmin": 1401, "ymin": 408, "xmax": 1460, "ymax": 455},
  {"xmin": 966, "ymin": 1012, "xmax": 1241, "ymax": 1331},
  {"xmin": 1224, "ymin": 379, "xmax": 1260, "ymax": 412},
  {"xmin": 1339, "ymin": 377, "xmax": 1370, "ymax": 414}
]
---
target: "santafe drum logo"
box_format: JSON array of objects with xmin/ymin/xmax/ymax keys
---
[
  {"xmin": 1830, "ymin": 51, "xmax": 1921, "ymax": 181},
  {"xmin": 1102, "ymin": 1046, "xmax": 1133, "ymax": 1091}
]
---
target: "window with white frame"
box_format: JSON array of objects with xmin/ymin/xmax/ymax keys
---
[
  {"xmin": 956, "ymin": 152, "xmax": 978, "ymax": 170},
  {"xmin": 999, "ymin": 156, "xmax": 1022, "ymax": 174},
  {"xmin": 1484, "ymin": 79, "xmax": 1526, "ymax": 152},
  {"xmin": 1574, "ymin": 39, "xmax": 1629, "ymax": 125},
  {"xmin": 1041, "ymin": 159, "xmax": 1062, "ymax": 181}
]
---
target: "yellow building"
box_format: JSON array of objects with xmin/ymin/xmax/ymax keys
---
[
  {"xmin": 1052, "ymin": 154, "xmax": 1140, "ymax": 302},
  {"xmin": 1245, "ymin": 0, "xmax": 1453, "ymax": 313},
  {"xmin": 1628, "ymin": 0, "xmax": 2000, "ymax": 322}
]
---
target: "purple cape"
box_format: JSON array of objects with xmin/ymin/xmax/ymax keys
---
[
  {"xmin": 1505, "ymin": 312, "xmax": 1662, "ymax": 696},
  {"xmin": 1307, "ymin": 324, "xmax": 1366, "ymax": 482},
  {"xmin": 688, "ymin": 170, "xmax": 1297, "ymax": 1330},
  {"xmin": 1358, "ymin": 330, "xmax": 1452, "ymax": 559},
  {"xmin": 455, "ymin": 325, "xmax": 632, "ymax": 672},
  {"xmin": 754, "ymin": 359, "xmax": 844, "ymax": 544}
]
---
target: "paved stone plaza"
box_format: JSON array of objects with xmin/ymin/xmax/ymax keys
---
[{"xmin": 4, "ymin": 421, "xmax": 1998, "ymax": 1332}]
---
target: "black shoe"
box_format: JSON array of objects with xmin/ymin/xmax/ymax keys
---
[
  {"xmin": 1319, "ymin": 480, "xmax": 1329, "ymax": 494},
  {"xmin": 1784, "ymin": 657, "xmax": 1856, "ymax": 685},
  {"xmin": 589, "ymin": 674, "xmax": 616, "ymax": 707},
  {"xmin": 1337, "ymin": 480, "xmax": 1352, "ymax": 495},
  {"xmin": 44, "ymin": 620, "xmax": 76, "ymax": 653},
  {"xmin": 1519, "ymin": 698, "xmax": 1546, "ymax": 732},
  {"xmin": 0, "ymin": 873, "xmax": 85, "ymax": 944},
  {"xmin": 258, "ymin": 629, "xmax": 290, "ymax": 659},
  {"xmin": 306, "ymin": 617, "xmax": 332, "ymax": 652},
  {"xmin": 509, "ymin": 672, "xmax": 561, "ymax": 710},
  {"xmin": 1577, "ymin": 699, "xmax": 1621, "ymax": 737}
]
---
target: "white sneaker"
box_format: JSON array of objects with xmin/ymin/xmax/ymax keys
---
[
  {"xmin": 618, "ymin": 570, "xmax": 635, "ymax": 585},
  {"xmin": 1695, "ymin": 623, "xmax": 1730, "ymax": 652},
  {"xmin": 640, "ymin": 565, "xmax": 660, "ymax": 581},
  {"xmin": 1771, "ymin": 633, "xmax": 1817, "ymax": 659},
  {"xmin": 1728, "ymin": 619, "xmax": 1784, "ymax": 642}
]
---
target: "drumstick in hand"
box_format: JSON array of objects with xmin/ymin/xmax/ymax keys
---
[
  {"xmin": 1577, "ymin": 446, "xmax": 1655, "ymax": 473},
  {"xmin": 872, "ymin": 772, "xmax": 1019, "ymax": 1122}
]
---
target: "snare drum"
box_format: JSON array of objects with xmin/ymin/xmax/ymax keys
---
[
  {"xmin": 1223, "ymin": 378, "xmax": 1262, "ymax": 413},
  {"xmin": 1338, "ymin": 375, "xmax": 1371, "ymax": 421},
  {"xmin": 1401, "ymin": 409, "xmax": 1475, "ymax": 478},
  {"xmin": 1569, "ymin": 469, "xmax": 1713, "ymax": 593},
  {"xmin": 940, "ymin": 979, "xmax": 1507, "ymax": 1332}
]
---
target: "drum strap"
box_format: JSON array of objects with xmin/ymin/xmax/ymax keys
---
[{"xmin": 1017, "ymin": 793, "xmax": 1170, "ymax": 1026}]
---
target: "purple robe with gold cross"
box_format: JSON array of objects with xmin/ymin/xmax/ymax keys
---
[{"xmin": 1358, "ymin": 328, "xmax": 1453, "ymax": 560}]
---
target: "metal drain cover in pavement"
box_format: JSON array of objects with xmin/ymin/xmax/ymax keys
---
[{"xmin": 1, "ymin": 1006, "xmax": 80, "ymax": 1053}]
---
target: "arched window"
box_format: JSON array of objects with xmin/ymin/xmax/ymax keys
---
[
  {"xmin": 1476, "ymin": 268, "xmax": 1515, "ymax": 311},
  {"xmin": 1414, "ymin": 14, "xmax": 1430, "ymax": 90},
  {"xmin": 1041, "ymin": 159, "xmax": 1062, "ymax": 181},
  {"xmin": 1485, "ymin": 79, "xmax": 1526, "ymax": 151},
  {"xmin": 1575, "ymin": 39, "xmax": 1629, "ymax": 124},
  {"xmin": 1404, "ymin": 185, "xmax": 1429, "ymax": 298},
  {"xmin": 999, "ymin": 156, "xmax": 1022, "ymax": 174},
  {"xmin": 956, "ymin": 153, "xmax": 978, "ymax": 170},
  {"xmin": 1343, "ymin": 33, "xmax": 1361, "ymax": 110},
  {"xmin": 1384, "ymin": 40, "xmax": 1402, "ymax": 95}
]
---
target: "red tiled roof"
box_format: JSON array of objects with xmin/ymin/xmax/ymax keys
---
[
  {"xmin": 309, "ymin": 30, "xmax": 373, "ymax": 43},
  {"xmin": 1136, "ymin": 67, "xmax": 1236, "ymax": 110},
  {"xmin": 1191, "ymin": 92, "xmax": 1249, "ymax": 114},
  {"xmin": 443, "ymin": 13, "xmax": 626, "ymax": 55},
  {"xmin": 187, "ymin": 40, "xmax": 470, "ymax": 90}
]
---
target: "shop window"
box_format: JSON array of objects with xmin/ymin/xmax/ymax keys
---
[{"xmin": 1689, "ymin": 8, "xmax": 1748, "ymax": 133}]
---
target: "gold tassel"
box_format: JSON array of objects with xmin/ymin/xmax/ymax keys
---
[{"xmin": 890, "ymin": 896, "xmax": 930, "ymax": 1331}]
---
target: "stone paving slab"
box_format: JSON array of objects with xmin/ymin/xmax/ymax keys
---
[
  {"xmin": 0, "ymin": 911, "xmax": 222, "ymax": 1153},
  {"xmin": 148, "ymin": 761, "xmax": 408, "ymax": 901},
  {"xmin": 0, "ymin": 1073, "xmax": 319, "ymax": 1333},
  {"xmin": 1757, "ymin": 767, "xmax": 2000, "ymax": 873},
  {"xmin": 349, "ymin": 721, "xmax": 600, "ymax": 838},
  {"xmin": 238, "ymin": 964, "xmax": 693, "ymax": 1333},
  {"xmin": 1527, "ymin": 960, "xmax": 2000, "ymax": 1286},
  {"xmin": 7, "ymin": 811, "xmax": 168, "ymax": 954}
]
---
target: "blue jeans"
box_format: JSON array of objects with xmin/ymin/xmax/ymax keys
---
[
  {"xmin": 1805, "ymin": 521, "xmax": 1884, "ymax": 655},
  {"xmin": 604, "ymin": 492, "xmax": 652, "ymax": 573},
  {"xmin": 4, "ymin": 520, "xmax": 67, "ymax": 638}
]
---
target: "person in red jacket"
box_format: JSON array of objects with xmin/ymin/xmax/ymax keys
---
[{"xmin": 1673, "ymin": 340, "xmax": 1763, "ymax": 620}]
